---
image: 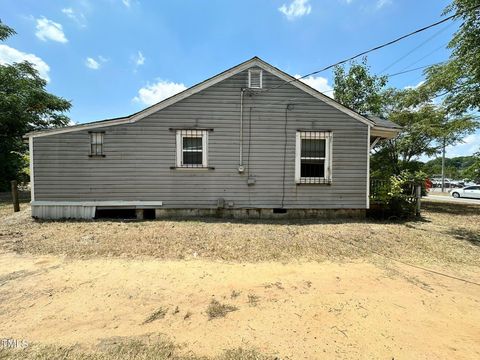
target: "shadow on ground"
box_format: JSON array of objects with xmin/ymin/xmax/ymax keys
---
[
  {"xmin": 447, "ymin": 227, "xmax": 480, "ymax": 247},
  {"xmin": 422, "ymin": 201, "xmax": 480, "ymax": 216}
]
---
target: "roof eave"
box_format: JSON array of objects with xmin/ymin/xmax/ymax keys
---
[{"xmin": 371, "ymin": 126, "xmax": 402, "ymax": 139}]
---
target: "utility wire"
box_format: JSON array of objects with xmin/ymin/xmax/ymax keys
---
[
  {"xmin": 319, "ymin": 61, "xmax": 448, "ymax": 95},
  {"xmin": 261, "ymin": 3, "xmax": 480, "ymax": 95},
  {"xmin": 397, "ymin": 41, "xmax": 450, "ymax": 73},
  {"xmin": 387, "ymin": 61, "xmax": 448, "ymax": 78},
  {"xmin": 379, "ymin": 20, "xmax": 457, "ymax": 74}
]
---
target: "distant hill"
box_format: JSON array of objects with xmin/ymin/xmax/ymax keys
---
[{"xmin": 423, "ymin": 156, "xmax": 476, "ymax": 179}]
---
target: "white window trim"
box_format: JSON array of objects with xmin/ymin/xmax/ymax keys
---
[
  {"xmin": 176, "ymin": 130, "xmax": 208, "ymax": 168},
  {"xmin": 248, "ymin": 69, "xmax": 263, "ymax": 89},
  {"xmin": 89, "ymin": 132, "xmax": 105, "ymax": 157},
  {"xmin": 295, "ymin": 131, "xmax": 333, "ymax": 184}
]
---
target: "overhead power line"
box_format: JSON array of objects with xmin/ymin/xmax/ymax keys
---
[
  {"xmin": 379, "ymin": 20, "xmax": 457, "ymax": 74},
  {"xmin": 387, "ymin": 61, "xmax": 448, "ymax": 78},
  {"xmin": 396, "ymin": 41, "xmax": 450, "ymax": 73},
  {"xmin": 320, "ymin": 61, "xmax": 448, "ymax": 94},
  {"xmin": 262, "ymin": 3, "xmax": 480, "ymax": 94}
]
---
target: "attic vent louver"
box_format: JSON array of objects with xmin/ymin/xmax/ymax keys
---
[{"xmin": 248, "ymin": 69, "xmax": 262, "ymax": 89}]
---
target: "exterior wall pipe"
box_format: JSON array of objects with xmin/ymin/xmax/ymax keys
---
[{"xmin": 238, "ymin": 89, "xmax": 245, "ymax": 172}]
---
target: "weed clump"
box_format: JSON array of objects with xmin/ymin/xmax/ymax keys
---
[
  {"xmin": 206, "ymin": 299, "xmax": 238, "ymax": 320},
  {"xmin": 143, "ymin": 307, "xmax": 167, "ymax": 324}
]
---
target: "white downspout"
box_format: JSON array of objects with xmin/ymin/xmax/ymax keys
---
[{"xmin": 238, "ymin": 89, "xmax": 246, "ymax": 173}]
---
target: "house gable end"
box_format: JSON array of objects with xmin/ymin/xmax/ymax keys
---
[{"xmin": 26, "ymin": 57, "xmax": 374, "ymax": 138}]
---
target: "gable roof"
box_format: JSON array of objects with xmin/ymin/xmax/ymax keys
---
[{"xmin": 26, "ymin": 57, "xmax": 383, "ymax": 138}]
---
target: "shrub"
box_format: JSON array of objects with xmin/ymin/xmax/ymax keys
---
[{"xmin": 371, "ymin": 170, "xmax": 426, "ymax": 219}]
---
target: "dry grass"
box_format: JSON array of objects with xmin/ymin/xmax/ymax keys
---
[
  {"xmin": 247, "ymin": 294, "xmax": 260, "ymax": 307},
  {"xmin": 0, "ymin": 192, "xmax": 29, "ymax": 219},
  {"xmin": 206, "ymin": 299, "xmax": 238, "ymax": 320},
  {"xmin": 142, "ymin": 307, "xmax": 168, "ymax": 324},
  {"xmin": 0, "ymin": 338, "xmax": 273, "ymax": 360},
  {"xmin": 0, "ymin": 196, "xmax": 479, "ymax": 267}
]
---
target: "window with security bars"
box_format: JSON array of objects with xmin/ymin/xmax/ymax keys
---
[
  {"xmin": 176, "ymin": 130, "xmax": 208, "ymax": 168},
  {"xmin": 89, "ymin": 132, "xmax": 104, "ymax": 157},
  {"xmin": 295, "ymin": 131, "xmax": 332, "ymax": 184},
  {"xmin": 248, "ymin": 69, "xmax": 263, "ymax": 89}
]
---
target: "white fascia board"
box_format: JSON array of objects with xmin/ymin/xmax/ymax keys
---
[
  {"xmin": 127, "ymin": 61, "xmax": 258, "ymax": 123},
  {"xmin": 371, "ymin": 126, "xmax": 401, "ymax": 139},
  {"xmin": 25, "ymin": 117, "xmax": 132, "ymax": 138},
  {"xmin": 25, "ymin": 60, "xmax": 259, "ymax": 139},
  {"xmin": 26, "ymin": 57, "xmax": 375, "ymax": 138},
  {"xmin": 254, "ymin": 60, "xmax": 374, "ymax": 127}
]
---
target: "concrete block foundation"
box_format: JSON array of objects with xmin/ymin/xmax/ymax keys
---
[{"xmin": 154, "ymin": 208, "xmax": 365, "ymax": 220}]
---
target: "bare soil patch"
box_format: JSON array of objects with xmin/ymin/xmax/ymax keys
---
[
  {"xmin": 0, "ymin": 197, "xmax": 479, "ymax": 358},
  {"xmin": 0, "ymin": 253, "xmax": 479, "ymax": 359}
]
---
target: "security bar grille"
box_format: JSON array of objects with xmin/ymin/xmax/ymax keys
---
[
  {"xmin": 297, "ymin": 131, "xmax": 332, "ymax": 184},
  {"xmin": 176, "ymin": 129, "xmax": 208, "ymax": 168},
  {"xmin": 89, "ymin": 132, "xmax": 104, "ymax": 157}
]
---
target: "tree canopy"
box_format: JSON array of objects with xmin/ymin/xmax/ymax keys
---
[
  {"xmin": 422, "ymin": 0, "xmax": 480, "ymax": 114},
  {"xmin": 0, "ymin": 21, "xmax": 71, "ymax": 190},
  {"xmin": 333, "ymin": 58, "xmax": 387, "ymax": 115},
  {"xmin": 333, "ymin": 58, "xmax": 478, "ymax": 177}
]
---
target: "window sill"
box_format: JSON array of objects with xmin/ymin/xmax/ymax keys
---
[
  {"xmin": 88, "ymin": 154, "xmax": 106, "ymax": 158},
  {"xmin": 170, "ymin": 166, "xmax": 215, "ymax": 170},
  {"xmin": 296, "ymin": 178, "xmax": 332, "ymax": 185}
]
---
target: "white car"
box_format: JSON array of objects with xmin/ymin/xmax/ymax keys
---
[{"xmin": 451, "ymin": 186, "xmax": 480, "ymax": 199}]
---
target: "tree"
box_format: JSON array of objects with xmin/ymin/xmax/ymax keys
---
[
  {"xmin": 462, "ymin": 149, "xmax": 480, "ymax": 181},
  {"xmin": 0, "ymin": 21, "xmax": 71, "ymax": 190},
  {"xmin": 373, "ymin": 88, "xmax": 477, "ymax": 176},
  {"xmin": 422, "ymin": 0, "xmax": 480, "ymax": 114},
  {"xmin": 333, "ymin": 60, "xmax": 478, "ymax": 177},
  {"xmin": 333, "ymin": 57, "xmax": 387, "ymax": 115},
  {"xmin": 423, "ymin": 155, "xmax": 476, "ymax": 178}
]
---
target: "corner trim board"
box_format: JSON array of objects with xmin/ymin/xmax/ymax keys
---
[
  {"xmin": 366, "ymin": 125, "xmax": 371, "ymax": 209},
  {"xmin": 29, "ymin": 137, "xmax": 34, "ymax": 201}
]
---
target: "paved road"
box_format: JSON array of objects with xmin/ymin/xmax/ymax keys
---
[{"xmin": 423, "ymin": 195, "xmax": 480, "ymax": 205}]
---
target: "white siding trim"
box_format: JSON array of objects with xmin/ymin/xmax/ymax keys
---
[
  {"xmin": 29, "ymin": 136, "xmax": 35, "ymax": 201},
  {"xmin": 366, "ymin": 125, "xmax": 371, "ymax": 209},
  {"xmin": 295, "ymin": 132, "xmax": 301, "ymax": 183},
  {"xmin": 32, "ymin": 201, "xmax": 163, "ymax": 207},
  {"xmin": 26, "ymin": 58, "xmax": 376, "ymax": 138},
  {"xmin": 329, "ymin": 132, "xmax": 333, "ymax": 181}
]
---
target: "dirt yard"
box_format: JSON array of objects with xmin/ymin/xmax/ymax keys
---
[{"xmin": 0, "ymin": 198, "xmax": 479, "ymax": 359}]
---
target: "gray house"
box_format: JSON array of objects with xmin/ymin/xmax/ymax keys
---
[{"xmin": 26, "ymin": 57, "xmax": 400, "ymax": 219}]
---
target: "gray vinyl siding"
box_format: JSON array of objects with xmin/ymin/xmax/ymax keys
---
[{"xmin": 33, "ymin": 68, "xmax": 369, "ymax": 209}]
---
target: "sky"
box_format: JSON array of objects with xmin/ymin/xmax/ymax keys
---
[{"xmin": 1, "ymin": 0, "xmax": 478, "ymax": 159}]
